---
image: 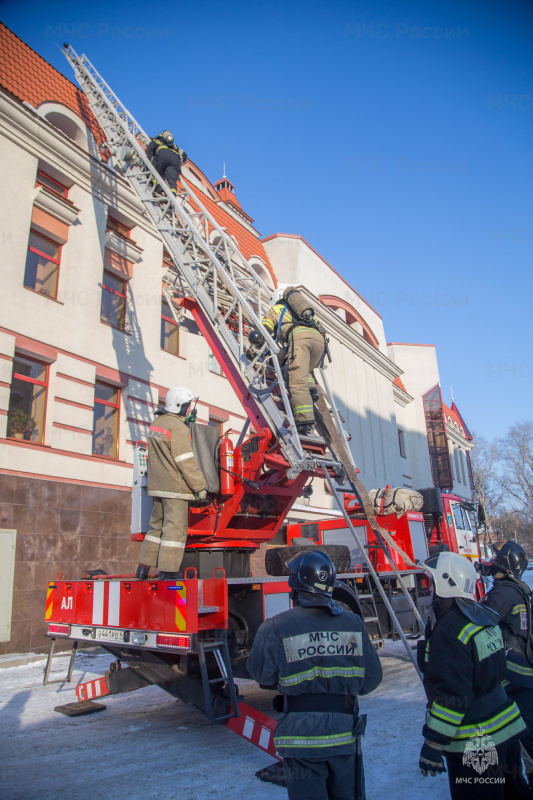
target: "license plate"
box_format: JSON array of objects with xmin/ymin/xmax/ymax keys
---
[{"xmin": 95, "ymin": 627, "xmax": 125, "ymax": 642}]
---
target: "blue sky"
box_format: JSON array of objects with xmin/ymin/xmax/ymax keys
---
[{"xmin": 2, "ymin": 0, "xmax": 532, "ymax": 439}]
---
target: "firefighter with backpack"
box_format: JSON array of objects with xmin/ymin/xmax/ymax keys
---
[
  {"xmin": 251, "ymin": 286, "xmax": 328, "ymax": 437},
  {"xmin": 146, "ymin": 130, "xmax": 187, "ymax": 195}
]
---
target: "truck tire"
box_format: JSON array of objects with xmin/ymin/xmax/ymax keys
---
[{"xmin": 265, "ymin": 544, "xmax": 351, "ymax": 577}]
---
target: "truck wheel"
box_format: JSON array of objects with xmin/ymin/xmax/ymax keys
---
[{"xmin": 265, "ymin": 544, "xmax": 351, "ymax": 577}]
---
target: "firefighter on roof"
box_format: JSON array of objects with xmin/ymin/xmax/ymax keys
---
[
  {"xmin": 247, "ymin": 550, "xmax": 382, "ymax": 800},
  {"xmin": 418, "ymin": 551, "xmax": 529, "ymax": 799},
  {"xmin": 146, "ymin": 130, "xmax": 187, "ymax": 196},
  {"xmin": 481, "ymin": 541, "xmax": 533, "ymax": 790},
  {"xmin": 255, "ymin": 286, "xmax": 327, "ymax": 437},
  {"xmin": 136, "ymin": 387, "xmax": 207, "ymax": 581}
]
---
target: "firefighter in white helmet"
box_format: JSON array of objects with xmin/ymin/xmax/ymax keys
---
[
  {"xmin": 136, "ymin": 387, "xmax": 207, "ymax": 580},
  {"xmin": 418, "ymin": 551, "xmax": 528, "ymax": 798}
]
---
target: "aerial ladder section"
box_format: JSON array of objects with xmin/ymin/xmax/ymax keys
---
[{"xmin": 61, "ymin": 44, "xmax": 425, "ymax": 673}]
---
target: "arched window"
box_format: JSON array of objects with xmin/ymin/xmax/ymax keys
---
[
  {"xmin": 249, "ymin": 257, "xmax": 275, "ymax": 290},
  {"xmin": 37, "ymin": 102, "xmax": 89, "ymax": 149},
  {"xmin": 319, "ymin": 295, "xmax": 379, "ymax": 348}
]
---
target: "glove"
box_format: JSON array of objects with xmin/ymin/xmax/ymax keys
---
[
  {"xmin": 419, "ymin": 740, "xmax": 446, "ymax": 777},
  {"xmin": 195, "ymin": 489, "xmax": 207, "ymax": 501}
]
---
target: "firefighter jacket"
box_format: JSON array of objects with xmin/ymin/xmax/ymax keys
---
[
  {"xmin": 483, "ymin": 576, "xmax": 533, "ymax": 687},
  {"xmin": 146, "ymin": 136, "xmax": 186, "ymax": 163},
  {"xmin": 262, "ymin": 303, "xmax": 325, "ymax": 349},
  {"xmin": 421, "ymin": 600, "xmax": 526, "ymax": 753},
  {"xmin": 246, "ymin": 592, "xmax": 382, "ymax": 758},
  {"xmin": 147, "ymin": 412, "xmax": 207, "ymax": 500}
]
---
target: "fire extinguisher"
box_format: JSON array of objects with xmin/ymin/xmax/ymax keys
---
[{"xmin": 219, "ymin": 435, "xmax": 235, "ymax": 495}]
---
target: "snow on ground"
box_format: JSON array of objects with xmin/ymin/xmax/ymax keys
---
[{"xmin": 0, "ymin": 641, "xmax": 450, "ymax": 800}]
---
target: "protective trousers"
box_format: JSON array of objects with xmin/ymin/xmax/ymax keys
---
[
  {"xmin": 287, "ymin": 330, "xmax": 325, "ymax": 423},
  {"xmin": 445, "ymin": 737, "xmax": 530, "ymax": 800},
  {"xmin": 138, "ymin": 497, "xmax": 188, "ymax": 572},
  {"xmin": 152, "ymin": 149, "xmax": 181, "ymax": 194},
  {"xmin": 283, "ymin": 753, "xmax": 358, "ymax": 800}
]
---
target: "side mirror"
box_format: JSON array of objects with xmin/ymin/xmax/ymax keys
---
[{"xmin": 477, "ymin": 504, "xmax": 486, "ymax": 524}]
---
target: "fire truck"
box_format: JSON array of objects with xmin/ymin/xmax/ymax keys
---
[{"xmin": 42, "ymin": 45, "xmax": 482, "ymax": 764}]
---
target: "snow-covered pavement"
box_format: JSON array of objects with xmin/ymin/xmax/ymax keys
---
[{"xmin": 0, "ymin": 641, "xmax": 450, "ymax": 800}]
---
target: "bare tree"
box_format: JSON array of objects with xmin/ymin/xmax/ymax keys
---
[
  {"xmin": 497, "ymin": 421, "xmax": 533, "ymax": 524},
  {"xmin": 469, "ymin": 434, "xmax": 504, "ymax": 555}
]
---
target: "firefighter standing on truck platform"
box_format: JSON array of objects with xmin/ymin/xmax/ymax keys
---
[
  {"xmin": 259, "ymin": 286, "xmax": 327, "ymax": 437},
  {"xmin": 146, "ymin": 130, "xmax": 186, "ymax": 195},
  {"xmin": 481, "ymin": 541, "xmax": 533, "ymax": 792},
  {"xmin": 135, "ymin": 387, "xmax": 207, "ymax": 581},
  {"xmin": 247, "ymin": 550, "xmax": 382, "ymax": 800},
  {"xmin": 418, "ymin": 551, "xmax": 529, "ymax": 799}
]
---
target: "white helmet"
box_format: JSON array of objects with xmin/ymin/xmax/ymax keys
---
[
  {"xmin": 165, "ymin": 387, "xmax": 195, "ymax": 414},
  {"xmin": 425, "ymin": 551, "xmax": 477, "ymax": 600}
]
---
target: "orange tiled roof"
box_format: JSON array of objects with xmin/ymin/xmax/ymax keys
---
[
  {"xmin": 442, "ymin": 402, "xmax": 472, "ymax": 439},
  {"xmin": 393, "ymin": 376, "xmax": 408, "ymax": 393},
  {"xmin": 0, "ymin": 23, "xmax": 105, "ymax": 145},
  {"xmin": 182, "ymin": 176, "xmax": 276, "ymax": 286}
]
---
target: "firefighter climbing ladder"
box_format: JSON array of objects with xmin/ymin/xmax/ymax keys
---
[{"xmin": 62, "ymin": 45, "xmax": 424, "ymax": 676}]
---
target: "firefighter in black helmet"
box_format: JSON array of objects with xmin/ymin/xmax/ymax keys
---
[
  {"xmin": 146, "ymin": 130, "xmax": 187, "ymax": 195},
  {"xmin": 481, "ymin": 541, "xmax": 533, "ymax": 790},
  {"xmin": 247, "ymin": 550, "xmax": 382, "ymax": 800}
]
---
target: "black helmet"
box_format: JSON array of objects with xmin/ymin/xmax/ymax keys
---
[
  {"xmin": 248, "ymin": 329, "xmax": 264, "ymax": 348},
  {"xmin": 487, "ymin": 541, "xmax": 528, "ymax": 579},
  {"xmin": 287, "ymin": 551, "xmax": 336, "ymax": 597},
  {"xmin": 161, "ymin": 130, "xmax": 174, "ymax": 145}
]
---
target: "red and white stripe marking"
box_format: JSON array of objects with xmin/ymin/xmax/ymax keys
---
[
  {"xmin": 91, "ymin": 580, "xmax": 121, "ymax": 627},
  {"xmin": 226, "ymin": 702, "xmax": 280, "ymax": 760},
  {"xmin": 75, "ymin": 676, "xmax": 110, "ymax": 702}
]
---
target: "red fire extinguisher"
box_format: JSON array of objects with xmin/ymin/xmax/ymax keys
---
[{"xmin": 219, "ymin": 435, "xmax": 235, "ymax": 496}]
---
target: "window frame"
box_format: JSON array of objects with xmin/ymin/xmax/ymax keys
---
[
  {"xmin": 7, "ymin": 354, "xmax": 49, "ymax": 444},
  {"xmin": 398, "ymin": 428, "xmax": 407, "ymax": 459},
  {"xmin": 24, "ymin": 228, "xmax": 62, "ymax": 299},
  {"xmin": 161, "ymin": 299, "xmax": 180, "ymax": 356},
  {"xmin": 106, "ymin": 215, "xmax": 131, "ymax": 240},
  {"xmin": 101, "ymin": 269, "xmax": 127, "ymax": 332},
  {"xmin": 92, "ymin": 380, "xmax": 121, "ymax": 459},
  {"xmin": 35, "ymin": 170, "xmax": 69, "ymax": 198}
]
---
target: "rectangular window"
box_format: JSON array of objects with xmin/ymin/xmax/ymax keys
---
[
  {"xmin": 208, "ymin": 417, "xmax": 223, "ymax": 437},
  {"xmin": 7, "ymin": 355, "xmax": 48, "ymax": 443},
  {"xmin": 398, "ymin": 429, "xmax": 406, "ymax": 458},
  {"xmin": 161, "ymin": 300, "xmax": 180, "ymax": 355},
  {"xmin": 106, "ymin": 216, "xmax": 131, "ymax": 239},
  {"xmin": 208, "ymin": 349, "xmax": 223, "ymax": 376},
  {"xmin": 36, "ymin": 170, "xmax": 68, "ymax": 198},
  {"xmin": 460, "ymin": 449, "xmax": 467, "ymax": 485},
  {"xmin": 92, "ymin": 381, "xmax": 120, "ymax": 458},
  {"xmin": 101, "ymin": 270, "xmax": 127, "ymax": 331},
  {"xmin": 24, "ymin": 230, "xmax": 61, "ymax": 299}
]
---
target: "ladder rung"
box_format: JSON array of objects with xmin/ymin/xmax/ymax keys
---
[{"xmin": 198, "ymin": 606, "xmax": 219, "ymax": 614}]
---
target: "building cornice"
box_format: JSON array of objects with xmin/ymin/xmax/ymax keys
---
[
  {"xmin": 446, "ymin": 426, "xmax": 473, "ymax": 450},
  {"xmin": 32, "ymin": 184, "xmax": 80, "ymax": 227},
  {"xmin": 0, "ymin": 92, "xmax": 159, "ymax": 240},
  {"xmin": 296, "ymin": 286, "xmax": 402, "ymax": 383},
  {"xmin": 104, "ymin": 230, "xmax": 144, "ymax": 263},
  {"xmin": 393, "ymin": 383, "xmax": 414, "ymax": 407}
]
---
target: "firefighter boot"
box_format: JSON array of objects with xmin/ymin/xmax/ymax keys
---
[
  {"xmin": 296, "ymin": 422, "xmax": 315, "ymax": 437},
  {"xmin": 135, "ymin": 564, "xmax": 149, "ymax": 580},
  {"xmin": 158, "ymin": 571, "xmax": 184, "ymax": 580}
]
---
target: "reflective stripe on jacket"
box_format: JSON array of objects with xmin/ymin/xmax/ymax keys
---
[
  {"xmin": 483, "ymin": 577, "xmax": 533, "ymax": 687},
  {"xmin": 246, "ymin": 599, "xmax": 382, "ymax": 758},
  {"xmin": 422, "ymin": 605, "xmax": 526, "ymax": 752},
  {"xmin": 262, "ymin": 303, "xmax": 324, "ymax": 347},
  {"xmin": 147, "ymin": 412, "xmax": 207, "ymax": 500}
]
